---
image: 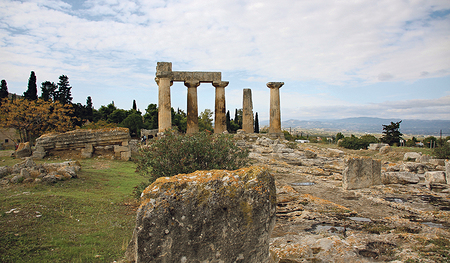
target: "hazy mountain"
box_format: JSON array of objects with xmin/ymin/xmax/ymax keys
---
[{"xmin": 260, "ymin": 117, "xmax": 450, "ymax": 136}]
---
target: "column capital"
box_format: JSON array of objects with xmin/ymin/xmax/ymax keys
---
[
  {"xmin": 184, "ymin": 80, "xmax": 200, "ymax": 88},
  {"xmin": 155, "ymin": 77, "xmax": 173, "ymax": 86},
  {"xmin": 267, "ymin": 82, "xmax": 284, "ymax": 89},
  {"xmin": 212, "ymin": 81, "xmax": 229, "ymax": 88}
]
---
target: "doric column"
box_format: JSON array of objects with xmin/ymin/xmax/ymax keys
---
[
  {"xmin": 242, "ymin": 89, "xmax": 254, "ymax": 133},
  {"xmin": 185, "ymin": 81, "xmax": 200, "ymax": 134},
  {"xmin": 213, "ymin": 81, "xmax": 229, "ymax": 134},
  {"xmin": 267, "ymin": 82, "xmax": 284, "ymax": 135},
  {"xmin": 156, "ymin": 77, "xmax": 173, "ymax": 133}
]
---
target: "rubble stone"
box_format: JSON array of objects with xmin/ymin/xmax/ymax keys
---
[
  {"xmin": 382, "ymin": 172, "xmax": 420, "ymax": 184},
  {"xmin": 424, "ymin": 171, "xmax": 446, "ymax": 184},
  {"xmin": 15, "ymin": 142, "xmax": 32, "ymax": 158},
  {"xmin": 403, "ymin": 152, "xmax": 422, "ymax": 161},
  {"xmin": 343, "ymin": 157, "xmax": 381, "ymax": 190}
]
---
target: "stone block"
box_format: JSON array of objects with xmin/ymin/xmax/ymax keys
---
[
  {"xmin": 114, "ymin": 145, "xmax": 129, "ymax": 153},
  {"xmin": 15, "ymin": 142, "xmax": 32, "ymax": 158},
  {"xmin": 424, "ymin": 171, "xmax": 446, "ymax": 184},
  {"xmin": 121, "ymin": 151, "xmax": 131, "ymax": 161},
  {"xmin": 122, "ymin": 140, "xmax": 129, "ymax": 146},
  {"xmin": 379, "ymin": 145, "xmax": 391, "ymax": 154},
  {"xmin": 403, "ymin": 152, "xmax": 422, "ymax": 161},
  {"xmin": 126, "ymin": 166, "xmax": 276, "ymax": 263},
  {"xmin": 382, "ymin": 172, "xmax": 419, "ymax": 185},
  {"xmin": 343, "ymin": 157, "xmax": 381, "ymax": 190}
]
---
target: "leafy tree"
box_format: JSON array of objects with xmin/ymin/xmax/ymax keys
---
[
  {"xmin": 108, "ymin": 109, "xmax": 129, "ymax": 124},
  {"xmin": 121, "ymin": 110, "xmax": 143, "ymax": 137},
  {"xmin": 424, "ymin": 136, "xmax": 437, "ymax": 148},
  {"xmin": 23, "ymin": 71, "xmax": 38, "ymax": 100},
  {"xmin": 198, "ymin": 109, "xmax": 213, "ymax": 132},
  {"xmin": 0, "ymin": 98, "xmax": 75, "ymax": 142},
  {"xmin": 40, "ymin": 81, "xmax": 57, "ymax": 101},
  {"xmin": 55, "ymin": 75, "xmax": 72, "ymax": 104},
  {"xmin": 172, "ymin": 108, "xmax": 187, "ymax": 133},
  {"xmin": 336, "ymin": 132, "xmax": 344, "ymax": 141},
  {"xmin": 338, "ymin": 134, "xmax": 377, "ymax": 150},
  {"xmin": 143, "ymin": 103, "xmax": 158, "ymax": 130},
  {"xmin": 434, "ymin": 142, "xmax": 450, "ymax": 159},
  {"xmin": 0, "ymin": 79, "xmax": 8, "ymax": 106},
  {"xmin": 254, "ymin": 112, "xmax": 259, "ymax": 133},
  {"xmin": 380, "ymin": 121, "xmax": 403, "ymax": 146},
  {"xmin": 97, "ymin": 102, "xmax": 117, "ymax": 121},
  {"xmin": 132, "ymin": 100, "xmax": 137, "ymax": 110}
]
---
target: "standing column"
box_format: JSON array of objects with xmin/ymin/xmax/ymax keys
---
[
  {"xmin": 156, "ymin": 77, "xmax": 173, "ymax": 133},
  {"xmin": 242, "ymin": 89, "xmax": 254, "ymax": 133},
  {"xmin": 213, "ymin": 81, "xmax": 229, "ymax": 134},
  {"xmin": 185, "ymin": 81, "xmax": 200, "ymax": 134},
  {"xmin": 267, "ymin": 82, "xmax": 284, "ymax": 135}
]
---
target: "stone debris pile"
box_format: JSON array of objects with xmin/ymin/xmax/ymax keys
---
[{"xmin": 0, "ymin": 157, "xmax": 81, "ymax": 185}]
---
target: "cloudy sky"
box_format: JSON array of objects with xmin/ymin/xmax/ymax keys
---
[{"xmin": 1, "ymin": 0, "xmax": 449, "ymax": 122}]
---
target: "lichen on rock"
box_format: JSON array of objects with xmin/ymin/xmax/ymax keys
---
[{"xmin": 126, "ymin": 166, "xmax": 276, "ymax": 263}]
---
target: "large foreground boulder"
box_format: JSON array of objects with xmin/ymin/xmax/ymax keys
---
[{"xmin": 126, "ymin": 166, "xmax": 276, "ymax": 263}]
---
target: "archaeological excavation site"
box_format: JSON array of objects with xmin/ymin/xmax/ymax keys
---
[{"xmin": 1, "ymin": 62, "xmax": 449, "ymax": 263}]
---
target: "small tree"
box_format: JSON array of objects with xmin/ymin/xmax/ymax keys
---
[
  {"xmin": 143, "ymin": 103, "xmax": 158, "ymax": 130},
  {"xmin": 198, "ymin": 109, "xmax": 213, "ymax": 132},
  {"xmin": 172, "ymin": 108, "xmax": 187, "ymax": 133},
  {"xmin": 23, "ymin": 71, "xmax": 38, "ymax": 100},
  {"xmin": 0, "ymin": 80, "xmax": 8, "ymax": 106},
  {"xmin": 226, "ymin": 110, "xmax": 231, "ymax": 132},
  {"xmin": 336, "ymin": 132, "xmax": 344, "ymax": 141},
  {"xmin": 254, "ymin": 112, "xmax": 259, "ymax": 133},
  {"xmin": 380, "ymin": 121, "xmax": 403, "ymax": 146},
  {"xmin": 40, "ymin": 81, "xmax": 57, "ymax": 101},
  {"xmin": 121, "ymin": 111, "xmax": 143, "ymax": 137},
  {"xmin": 55, "ymin": 75, "xmax": 73, "ymax": 104},
  {"xmin": 132, "ymin": 100, "xmax": 137, "ymax": 110}
]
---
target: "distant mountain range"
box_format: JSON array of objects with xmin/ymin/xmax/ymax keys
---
[{"xmin": 261, "ymin": 117, "xmax": 450, "ymax": 136}]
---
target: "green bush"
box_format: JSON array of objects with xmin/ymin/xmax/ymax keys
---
[
  {"xmin": 133, "ymin": 130, "xmax": 250, "ymax": 196},
  {"xmin": 434, "ymin": 142, "xmax": 450, "ymax": 159},
  {"xmin": 338, "ymin": 134, "xmax": 378, "ymax": 150}
]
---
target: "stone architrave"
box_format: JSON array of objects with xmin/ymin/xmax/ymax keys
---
[
  {"xmin": 343, "ymin": 157, "xmax": 381, "ymax": 190},
  {"xmin": 126, "ymin": 166, "xmax": 276, "ymax": 263},
  {"xmin": 185, "ymin": 81, "xmax": 200, "ymax": 134},
  {"xmin": 242, "ymin": 89, "xmax": 254, "ymax": 133},
  {"xmin": 155, "ymin": 62, "xmax": 229, "ymax": 134},
  {"xmin": 213, "ymin": 81, "xmax": 228, "ymax": 134},
  {"xmin": 267, "ymin": 82, "xmax": 284, "ymax": 137}
]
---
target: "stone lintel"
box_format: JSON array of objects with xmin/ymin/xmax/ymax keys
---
[{"xmin": 173, "ymin": 71, "xmax": 221, "ymax": 82}]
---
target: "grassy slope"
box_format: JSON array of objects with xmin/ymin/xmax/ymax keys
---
[{"xmin": 0, "ymin": 156, "xmax": 144, "ymax": 263}]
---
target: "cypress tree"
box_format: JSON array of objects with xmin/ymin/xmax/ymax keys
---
[
  {"xmin": 56, "ymin": 75, "xmax": 73, "ymax": 104},
  {"xmin": 226, "ymin": 110, "xmax": 231, "ymax": 132},
  {"xmin": 0, "ymin": 79, "xmax": 8, "ymax": 106},
  {"xmin": 40, "ymin": 81, "xmax": 57, "ymax": 101},
  {"xmin": 254, "ymin": 112, "xmax": 259, "ymax": 133},
  {"xmin": 86, "ymin": 96, "xmax": 94, "ymax": 121},
  {"xmin": 133, "ymin": 99, "xmax": 137, "ymax": 110},
  {"xmin": 24, "ymin": 71, "xmax": 38, "ymax": 100}
]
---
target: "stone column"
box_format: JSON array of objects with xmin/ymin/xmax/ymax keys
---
[
  {"xmin": 156, "ymin": 77, "xmax": 173, "ymax": 133},
  {"xmin": 213, "ymin": 81, "xmax": 229, "ymax": 134},
  {"xmin": 267, "ymin": 82, "xmax": 284, "ymax": 136},
  {"xmin": 185, "ymin": 81, "xmax": 200, "ymax": 134},
  {"xmin": 242, "ymin": 89, "xmax": 254, "ymax": 133}
]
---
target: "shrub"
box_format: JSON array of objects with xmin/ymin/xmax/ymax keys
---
[
  {"xmin": 434, "ymin": 142, "xmax": 450, "ymax": 159},
  {"xmin": 338, "ymin": 134, "xmax": 378, "ymax": 150},
  {"xmin": 133, "ymin": 130, "xmax": 250, "ymax": 196}
]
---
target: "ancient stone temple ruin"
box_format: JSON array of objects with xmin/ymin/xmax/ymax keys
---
[
  {"xmin": 155, "ymin": 62, "xmax": 229, "ymax": 134},
  {"xmin": 267, "ymin": 82, "xmax": 284, "ymax": 138}
]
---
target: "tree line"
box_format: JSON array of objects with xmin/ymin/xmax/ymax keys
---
[{"xmin": 0, "ymin": 71, "xmax": 260, "ymax": 143}]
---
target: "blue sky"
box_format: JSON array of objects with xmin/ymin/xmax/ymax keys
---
[{"xmin": 1, "ymin": 0, "xmax": 449, "ymax": 122}]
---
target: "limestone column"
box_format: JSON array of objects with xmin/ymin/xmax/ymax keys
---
[
  {"xmin": 242, "ymin": 89, "xmax": 254, "ymax": 133},
  {"xmin": 185, "ymin": 81, "xmax": 200, "ymax": 134},
  {"xmin": 156, "ymin": 77, "xmax": 173, "ymax": 133},
  {"xmin": 267, "ymin": 82, "xmax": 284, "ymax": 135},
  {"xmin": 213, "ymin": 81, "xmax": 229, "ymax": 134}
]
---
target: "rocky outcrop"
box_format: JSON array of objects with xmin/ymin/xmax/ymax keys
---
[
  {"xmin": 33, "ymin": 128, "xmax": 131, "ymax": 160},
  {"xmin": 343, "ymin": 157, "xmax": 381, "ymax": 190},
  {"xmin": 126, "ymin": 166, "xmax": 276, "ymax": 263},
  {"xmin": 0, "ymin": 157, "xmax": 81, "ymax": 185},
  {"xmin": 15, "ymin": 142, "xmax": 32, "ymax": 158}
]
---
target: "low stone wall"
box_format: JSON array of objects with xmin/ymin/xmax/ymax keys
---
[
  {"xmin": 126, "ymin": 166, "xmax": 276, "ymax": 263},
  {"xmin": 33, "ymin": 128, "xmax": 131, "ymax": 160}
]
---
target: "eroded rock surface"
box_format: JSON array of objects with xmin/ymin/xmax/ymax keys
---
[{"xmin": 126, "ymin": 166, "xmax": 276, "ymax": 263}]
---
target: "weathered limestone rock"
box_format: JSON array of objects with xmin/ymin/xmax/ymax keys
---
[
  {"xmin": 34, "ymin": 128, "xmax": 130, "ymax": 159},
  {"xmin": 304, "ymin": 150, "xmax": 317, "ymax": 159},
  {"xmin": 368, "ymin": 143, "xmax": 389, "ymax": 151},
  {"xmin": 419, "ymin": 154, "xmax": 431, "ymax": 163},
  {"xmin": 424, "ymin": 171, "xmax": 446, "ymax": 184},
  {"xmin": 382, "ymin": 172, "xmax": 420, "ymax": 184},
  {"xmin": 126, "ymin": 166, "xmax": 276, "ymax": 263},
  {"xmin": 379, "ymin": 145, "xmax": 391, "ymax": 154},
  {"xmin": 15, "ymin": 142, "xmax": 32, "ymax": 158},
  {"xmin": 403, "ymin": 152, "xmax": 421, "ymax": 161},
  {"xmin": 343, "ymin": 157, "xmax": 381, "ymax": 190}
]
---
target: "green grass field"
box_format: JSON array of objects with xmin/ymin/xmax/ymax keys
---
[{"xmin": 0, "ymin": 155, "xmax": 145, "ymax": 263}]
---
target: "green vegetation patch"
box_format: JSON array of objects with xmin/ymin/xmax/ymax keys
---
[{"xmin": 0, "ymin": 158, "xmax": 142, "ymax": 263}]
